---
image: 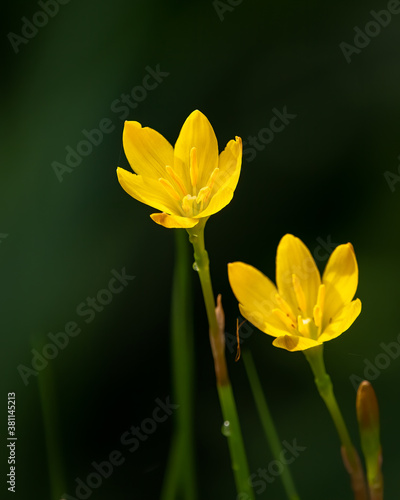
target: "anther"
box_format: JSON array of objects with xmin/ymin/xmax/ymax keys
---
[
  {"xmin": 292, "ymin": 274, "xmax": 307, "ymax": 312},
  {"xmin": 166, "ymin": 166, "xmax": 187, "ymax": 196},
  {"xmin": 313, "ymin": 285, "xmax": 325, "ymax": 328},
  {"xmin": 159, "ymin": 178, "xmax": 181, "ymax": 201},
  {"xmin": 275, "ymin": 294, "xmax": 296, "ymax": 323},
  {"xmin": 205, "ymin": 167, "xmax": 219, "ymax": 191},
  {"xmin": 313, "ymin": 305, "xmax": 322, "ymax": 328},
  {"xmin": 273, "ymin": 308, "xmax": 297, "ymax": 330},
  {"xmin": 189, "ymin": 147, "xmax": 198, "ymax": 189}
]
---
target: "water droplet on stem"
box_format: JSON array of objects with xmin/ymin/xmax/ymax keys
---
[{"xmin": 221, "ymin": 420, "xmax": 231, "ymax": 436}]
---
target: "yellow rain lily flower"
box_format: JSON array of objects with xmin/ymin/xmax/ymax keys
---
[
  {"xmin": 228, "ymin": 234, "xmax": 362, "ymax": 352},
  {"xmin": 116, "ymin": 110, "xmax": 242, "ymax": 229}
]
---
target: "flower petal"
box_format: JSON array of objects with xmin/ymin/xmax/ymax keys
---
[
  {"xmin": 318, "ymin": 299, "xmax": 361, "ymax": 343},
  {"xmin": 150, "ymin": 213, "xmax": 199, "ymax": 228},
  {"xmin": 228, "ymin": 261, "xmax": 279, "ymax": 325},
  {"xmin": 174, "ymin": 110, "xmax": 218, "ymax": 189},
  {"xmin": 117, "ymin": 167, "xmax": 178, "ymax": 213},
  {"xmin": 123, "ymin": 121, "xmax": 174, "ymax": 179},
  {"xmin": 276, "ymin": 234, "xmax": 321, "ymax": 318},
  {"xmin": 272, "ymin": 335, "xmax": 322, "ymax": 352},
  {"xmin": 322, "ymin": 243, "xmax": 359, "ymax": 327},
  {"xmin": 216, "ymin": 136, "xmax": 242, "ymax": 193}
]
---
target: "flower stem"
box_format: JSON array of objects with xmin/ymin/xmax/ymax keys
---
[
  {"xmin": 187, "ymin": 219, "xmax": 254, "ymax": 500},
  {"xmin": 161, "ymin": 230, "xmax": 197, "ymax": 500},
  {"xmin": 242, "ymin": 350, "xmax": 300, "ymax": 500},
  {"xmin": 34, "ymin": 340, "xmax": 66, "ymax": 500},
  {"xmin": 304, "ymin": 345, "xmax": 368, "ymax": 500}
]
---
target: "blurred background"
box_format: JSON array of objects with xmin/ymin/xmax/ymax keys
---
[{"xmin": 2, "ymin": 0, "xmax": 400, "ymax": 498}]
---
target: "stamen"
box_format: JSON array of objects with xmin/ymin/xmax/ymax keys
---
[
  {"xmin": 316, "ymin": 284, "xmax": 325, "ymax": 312},
  {"xmin": 205, "ymin": 167, "xmax": 220, "ymax": 191},
  {"xmin": 196, "ymin": 186, "xmax": 211, "ymax": 205},
  {"xmin": 165, "ymin": 166, "xmax": 187, "ymax": 196},
  {"xmin": 273, "ymin": 308, "xmax": 297, "ymax": 331},
  {"xmin": 182, "ymin": 194, "xmax": 196, "ymax": 215},
  {"xmin": 292, "ymin": 274, "xmax": 307, "ymax": 312},
  {"xmin": 313, "ymin": 284, "xmax": 325, "ymax": 328},
  {"xmin": 275, "ymin": 294, "xmax": 296, "ymax": 323},
  {"xmin": 159, "ymin": 178, "xmax": 181, "ymax": 201},
  {"xmin": 189, "ymin": 147, "xmax": 198, "ymax": 189},
  {"xmin": 313, "ymin": 305, "xmax": 322, "ymax": 328}
]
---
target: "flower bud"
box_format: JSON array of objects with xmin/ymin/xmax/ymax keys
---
[{"xmin": 356, "ymin": 381, "xmax": 383, "ymax": 494}]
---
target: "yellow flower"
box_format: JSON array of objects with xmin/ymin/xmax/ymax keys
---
[
  {"xmin": 116, "ymin": 110, "xmax": 242, "ymax": 228},
  {"xmin": 228, "ymin": 234, "xmax": 362, "ymax": 352}
]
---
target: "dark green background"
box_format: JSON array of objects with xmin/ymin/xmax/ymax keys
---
[{"xmin": 2, "ymin": 0, "xmax": 400, "ymax": 498}]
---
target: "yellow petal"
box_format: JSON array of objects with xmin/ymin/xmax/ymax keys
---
[
  {"xmin": 276, "ymin": 234, "xmax": 321, "ymax": 318},
  {"xmin": 272, "ymin": 335, "xmax": 322, "ymax": 352},
  {"xmin": 318, "ymin": 299, "xmax": 361, "ymax": 343},
  {"xmin": 117, "ymin": 167, "xmax": 178, "ymax": 213},
  {"xmin": 174, "ymin": 110, "xmax": 218, "ymax": 189},
  {"xmin": 322, "ymin": 243, "xmax": 359, "ymax": 326},
  {"xmin": 150, "ymin": 213, "xmax": 199, "ymax": 228},
  {"xmin": 228, "ymin": 261, "xmax": 278, "ymax": 325},
  {"xmin": 216, "ymin": 136, "xmax": 242, "ymax": 193},
  {"xmin": 123, "ymin": 121, "xmax": 174, "ymax": 179}
]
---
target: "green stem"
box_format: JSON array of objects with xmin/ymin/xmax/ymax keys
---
[
  {"xmin": 161, "ymin": 230, "xmax": 197, "ymax": 500},
  {"xmin": 242, "ymin": 350, "xmax": 300, "ymax": 500},
  {"xmin": 34, "ymin": 347, "xmax": 66, "ymax": 500},
  {"xmin": 367, "ymin": 459, "xmax": 383, "ymax": 500},
  {"xmin": 304, "ymin": 345, "xmax": 368, "ymax": 500},
  {"xmin": 187, "ymin": 219, "xmax": 254, "ymax": 500}
]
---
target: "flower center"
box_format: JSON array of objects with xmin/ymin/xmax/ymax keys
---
[{"xmin": 158, "ymin": 146, "xmax": 220, "ymax": 217}]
